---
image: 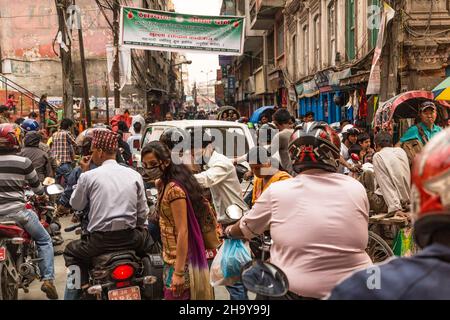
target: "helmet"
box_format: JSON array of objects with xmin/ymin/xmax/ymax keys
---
[
  {"xmin": 289, "ymin": 121, "xmax": 341, "ymax": 173},
  {"xmin": 412, "ymin": 127, "xmax": 450, "ymax": 248},
  {"xmin": 0, "ymin": 123, "xmax": 21, "ymax": 151},
  {"xmin": 21, "ymin": 119, "xmax": 40, "ymax": 132},
  {"xmin": 159, "ymin": 127, "xmax": 188, "ymax": 151},
  {"xmin": 341, "ymin": 124, "xmax": 360, "ymax": 141},
  {"xmin": 257, "ymin": 123, "xmax": 278, "ymax": 145}
]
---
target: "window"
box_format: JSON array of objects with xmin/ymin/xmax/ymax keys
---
[
  {"xmin": 313, "ymin": 15, "xmax": 321, "ymax": 69},
  {"xmin": 328, "ymin": 1, "xmax": 337, "ymax": 66},
  {"xmin": 291, "ymin": 35, "xmax": 297, "ymax": 78},
  {"xmin": 276, "ymin": 19, "xmax": 285, "ymax": 57},
  {"xmin": 302, "ymin": 25, "xmax": 309, "ymax": 74},
  {"xmin": 346, "ymin": 0, "xmax": 356, "ymax": 60},
  {"xmin": 267, "ymin": 32, "xmax": 275, "ymax": 66},
  {"xmin": 368, "ymin": 0, "xmax": 381, "ymax": 50}
]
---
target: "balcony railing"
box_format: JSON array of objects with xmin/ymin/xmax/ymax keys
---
[{"xmin": 250, "ymin": 0, "xmax": 285, "ymax": 30}]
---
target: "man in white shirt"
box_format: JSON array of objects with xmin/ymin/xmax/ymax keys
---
[{"xmin": 63, "ymin": 129, "xmax": 153, "ymax": 299}]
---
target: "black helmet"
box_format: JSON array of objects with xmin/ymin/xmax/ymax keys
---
[
  {"xmin": 289, "ymin": 121, "xmax": 341, "ymax": 173},
  {"xmin": 257, "ymin": 123, "xmax": 278, "ymax": 145},
  {"xmin": 159, "ymin": 127, "xmax": 188, "ymax": 151}
]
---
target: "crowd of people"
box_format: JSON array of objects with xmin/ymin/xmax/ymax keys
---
[{"xmin": 0, "ymin": 98, "xmax": 448, "ymax": 301}]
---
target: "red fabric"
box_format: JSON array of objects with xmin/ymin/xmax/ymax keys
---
[{"xmin": 359, "ymin": 88, "xmax": 368, "ymax": 118}]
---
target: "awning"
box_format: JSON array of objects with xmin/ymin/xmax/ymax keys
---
[
  {"xmin": 296, "ymin": 79, "xmax": 319, "ymax": 98},
  {"xmin": 340, "ymin": 71, "xmax": 370, "ymax": 86}
]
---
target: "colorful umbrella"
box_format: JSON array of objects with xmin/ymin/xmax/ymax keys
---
[{"xmin": 433, "ymin": 77, "xmax": 450, "ymax": 101}]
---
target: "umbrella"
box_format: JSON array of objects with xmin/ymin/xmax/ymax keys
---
[
  {"xmin": 433, "ymin": 76, "xmax": 450, "ymax": 101},
  {"xmin": 249, "ymin": 106, "xmax": 275, "ymax": 123}
]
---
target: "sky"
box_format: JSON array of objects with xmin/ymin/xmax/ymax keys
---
[{"xmin": 172, "ymin": 0, "xmax": 223, "ymax": 86}]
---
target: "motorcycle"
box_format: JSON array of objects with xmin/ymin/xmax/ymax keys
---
[
  {"xmin": 0, "ymin": 183, "xmax": 64, "ymax": 300},
  {"xmin": 24, "ymin": 182, "xmax": 64, "ymax": 247},
  {"xmin": 224, "ymin": 205, "xmax": 288, "ymax": 299},
  {"xmin": 64, "ymin": 205, "xmax": 164, "ymax": 300}
]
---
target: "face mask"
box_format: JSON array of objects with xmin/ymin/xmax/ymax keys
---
[{"xmin": 145, "ymin": 166, "xmax": 164, "ymax": 180}]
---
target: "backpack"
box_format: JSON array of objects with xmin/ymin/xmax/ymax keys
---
[{"xmin": 400, "ymin": 125, "xmax": 429, "ymax": 167}]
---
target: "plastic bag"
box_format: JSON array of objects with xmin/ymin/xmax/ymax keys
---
[{"xmin": 210, "ymin": 239, "xmax": 252, "ymax": 287}]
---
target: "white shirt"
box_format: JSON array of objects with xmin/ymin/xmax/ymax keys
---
[
  {"xmin": 195, "ymin": 151, "xmax": 248, "ymax": 224},
  {"xmin": 239, "ymin": 170, "xmax": 372, "ymax": 298},
  {"xmin": 70, "ymin": 159, "xmax": 148, "ymax": 232},
  {"xmin": 373, "ymin": 147, "xmax": 411, "ymax": 213}
]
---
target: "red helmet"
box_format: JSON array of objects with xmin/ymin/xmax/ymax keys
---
[
  {"xmin": 412, "ymin": 127, "xmax": 450, "ymax": 248},
  {"xmin": 0, "ymin": 123, "xmax": 21, "ymax": 150},
  {"xmin": 289, "ymin": 121, "xmax": 341, "ymax": 173}
]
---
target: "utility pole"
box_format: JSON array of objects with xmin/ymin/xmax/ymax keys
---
[
  {"xmin": 113, "ymin": 0, "xmax": 121, "ymax": 110},
  {"xmin": 74, "ymin": 0, "xmax": 91, "ymax": 127},
  {"xmin": 105, "ymin": 73, "xmax": 110, "ymax": 124},
  {"xmin": 55, "ymin": 0, "xmax": 74, "ymax": 119}
]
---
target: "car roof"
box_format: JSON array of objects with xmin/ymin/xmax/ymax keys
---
[{"xmin": 145, "ymin": 120, "xmax": 249, "ymax": 130}]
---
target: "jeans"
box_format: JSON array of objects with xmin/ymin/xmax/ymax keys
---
[
  {"xmin": 226, "ymin": 283, "xmax": 249, "ymax": 300},
  {"xmin": 12, "ymin": 210, "xmax": 55, "ymax": 280},
  {"xmin": 56, "ymin": 163, "xmax": 73, "ymax": 186}
]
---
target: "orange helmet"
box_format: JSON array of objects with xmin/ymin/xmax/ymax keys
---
[{"xmin": 412, "ymin": 127, "xmax": 450, "ymax": 248}]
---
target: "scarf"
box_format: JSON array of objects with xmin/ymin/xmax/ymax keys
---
[{"xmin": 171, "ymin": 180, "xmax": 214, "ymax": 300}]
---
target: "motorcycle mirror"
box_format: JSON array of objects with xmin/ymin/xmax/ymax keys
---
[
  {"xmin": 225, "ymin": 204, "xmax": 244, "ymax": 220},
  {"xmin": 241, "ymin": 260, "xmax": 289, "ymax": 297},
  {"xmin": 350, "ymin": 153, "xmax": 360, "ymax": 162},
  {"xmin": 46, "ymin": 184, "xmax": 64, "ymax": 196},
  {"xmin": 43, "ymin": 177, "xmax": 56, "ymax": 186}
]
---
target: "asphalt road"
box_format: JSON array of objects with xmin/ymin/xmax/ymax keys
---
[{"xmin": 18, "ymin": 216, "xmax": 246, "ymax": 300}]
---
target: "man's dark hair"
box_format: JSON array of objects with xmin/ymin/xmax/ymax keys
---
[
  {"xmin": 60, "ymin": 118, "xmax": 74, "ymax": 130},
  {"xmin": 374, "ymin": 131, "xmax": 393, "ymax": 148},
  {"xmin": 273, "ymin": 109, "xmax": 291, "ymax": 125},
  {"xmin": 305, "ymin": 111, "xmax": 315, "ymax": 118},
  {"xmin": 357, "ymin": 132, "xmax": 371, "ymax": 144},
  {"xmin": 348, "ymin": 143, "xmax": 362, "ymax": 157},
  {"xmin": 133, "ymin": 122, "xmax": 142, "ymax": 134},
  {"xmin": 0, "ymin": 105, "xmax": 8, "ymax": 113},
  {"xmin": 340, "ymin": 119, "xmax": 350, "ymax": 126},
  {"xmin": 118, "ymin": 121, "xmax": 129, "ymax": 133},
  {"xmin": 29, "ymin": 112, "xmax": 38, "ymax": 118},
  {"xmin": 15, "ymin": 118, "xmax": 25, "ymax": 125}
]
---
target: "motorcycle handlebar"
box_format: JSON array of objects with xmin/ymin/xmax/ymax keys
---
[{"xmin": 64, "ymin": 223, "xmax": 81, "ymax": 232}]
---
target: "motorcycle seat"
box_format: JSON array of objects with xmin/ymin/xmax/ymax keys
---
[{"xmin": 91, "ymin": 250, "xmax": 139, "ymax": 268}]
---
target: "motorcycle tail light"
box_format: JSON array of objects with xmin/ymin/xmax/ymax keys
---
[{"xmin": 111, "ymin": 264, "xmax": 135, "ymax": 281}]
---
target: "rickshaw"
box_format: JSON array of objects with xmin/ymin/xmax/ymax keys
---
[
  {"xmin": 249, "ymin": 106, "xmax": 275, "ymax": 125},
  {"xmin": 366, "ymin": 91, "xmax": 450, "ymax": 262},
  {"xmin": 374, "ymin": 90, "xmax": 450, "ymax": 143},
  {"xmin": 216, "ymin": 106, "xmax": 240, "ymax": 121}
]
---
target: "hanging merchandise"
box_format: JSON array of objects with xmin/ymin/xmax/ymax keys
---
[
  {"xmin": 359, "ymin": 88, "xmax": 368, "ymax": 118},
  {"xmin": 353, "ymin": 90, "xmax": 360, "ymax": 120}
]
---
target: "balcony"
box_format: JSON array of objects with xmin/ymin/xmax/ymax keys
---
[{"xmin": 250, "ymin": 0, "xmax": 285, "ymax": 30}]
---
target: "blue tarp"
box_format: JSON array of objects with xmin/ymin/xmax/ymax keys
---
[{"xmin": 249, "ymin": 106, "xmax": 275, "ymax": 123}]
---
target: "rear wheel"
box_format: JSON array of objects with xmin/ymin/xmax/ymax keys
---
[
  {"xmin": 366, "ymin": 231, "xmax": 394, "ymax": 263},
  {"xmin": 141, "ymin": 244, "xmax": 164, "ymax": 300},
  {"xmin": 0, "ymin": 251, "xmax": 19, "ymax": 300}
]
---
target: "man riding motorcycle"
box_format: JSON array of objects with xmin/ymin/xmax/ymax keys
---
[
  {"xmin": 225, "ymin": 121, "xmax": 372, "ymax": 299},
  {"xmin": 63, "ymin": 129, "xmax": 153, "ymax": 300},
  {"xmin": 0, "ymin": 123, "xmax": 58, "ymax": 299}
]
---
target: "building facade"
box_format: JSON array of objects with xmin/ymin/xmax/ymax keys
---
[{"xmin": 222, "ymin": 0, "xmax": 450, "ymax": 125}]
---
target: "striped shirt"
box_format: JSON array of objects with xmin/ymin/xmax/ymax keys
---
[
  {"xmin": 51, "ymin": 130, "xmax": 77, "ymax": 164},
  {"xmin": 0, "ymin": 154, "xmax": 44, "ymax": 216}
]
